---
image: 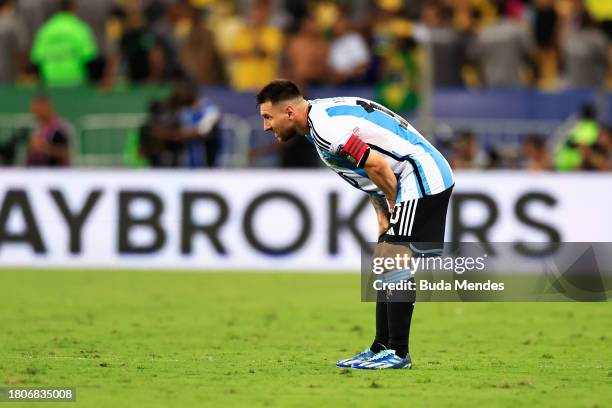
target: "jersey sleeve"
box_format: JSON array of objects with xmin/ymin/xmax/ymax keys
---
[{"xmin": 308, "ymin": 112, "xmax": 371, "ymax": 168}]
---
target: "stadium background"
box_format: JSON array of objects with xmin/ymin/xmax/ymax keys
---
[{"xmin": 0, "ymin": 0, "xmax": 611, "ymax": 406}]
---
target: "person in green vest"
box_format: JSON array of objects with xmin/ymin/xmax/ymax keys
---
[
  {"xmin": 555, "ymin": 104, "xmax": 600, "ymax": 171},
  {"xmin": 30, "ymin": 0, "xmax": 97, "ymax": 87}
]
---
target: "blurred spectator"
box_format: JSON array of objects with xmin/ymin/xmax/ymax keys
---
[
  {"xmin": 418, "ymin": 2, "xmax": 467, "ymax": 88},
  {"xmin": 311, "ymin": 0, "xmax": 341, "ymax": 34},
  {"xmin": 16, "ymin": 0, "xmax": 56, "ymax": 50},
  {"xmin": 370, "ymin": 0, "xmax": 410, "ymax": 55},
  {"xmin": 571, "ymin": 103, "xmax": 600, "ymax": 146},
  {"xmin": 450, "ymin": 0, "xmax": 478, "ymax": 32},
  {"xmin": 174, "ymin": 82, "xmax": 222, "ymax": 168},
  {"xmin": 143, "ymin": 0, "xmax": 175, "ymax": 24},
  {"xmin": 115, "ymin": 1, "xmax": 169, "ymax": 84},
  {"xmin": 468, "ymin": 2, "xmax": 534, "ymax": 87},
  {"xmin": 506, "ymin": 0, "xmax": 525, "ymax": 20},
  {"xmin": 283, "ymin": 0, "xmax": 308, "ymax": 32},
  {"xmin": 532, "ymin": 0, "xmax": 559, "ymax": 89},
  {"xmin": 284, "ymin": 15, "xmax": 328, "ymax": 90},
  {"xmin": 0, "ymin": 0, "xmax": 28, "ymax": 83},
  {"xmin": 369, "ymin": 0, "xmax": 418, "ymax": 111},
  {"xmin": 228, "ymin": 0, "xmax": 284, "ymax": 91},
  {"xmin": 555, "ymin": 103, "xmax": 599, "ymax": 171},
  {"xmin": 374, "ymin": 28, "xmax": 420, "ymax": 113},
  {"xmin": 450, "ymin": 130, "xmax": 490, "ymax": 169},
  {"xmin": 139, "ymin": 99, "xmax": 182, "ymax": 167},
  {"xmin": 560, "ymin": 10, "xmax": 608, "ymax": 88},
  {"xmin": 176, "ymin": 6, "xmax": 225, "ymax": 86},
  {"xmin": 582, "ymin": 124, "xmax": 612, "ymax": 171},
  {"xmin": 153, "ymin": 1, "xmax": 198, "ymax": 82},
  {"xmin": 140, "ymin": 81, "xmax": 222, "ymax": 168},
  {"xmin": 328, "ymin": 14, "xmax": 370, "ymax": 84},
  {"xmin": 30, "ymin": 0, "xmax": 97, "ymax": 87},
  {"xmin": 0, "ymin": 128, "xmax": 28, "ymax": 165},
  {"xmin": 206, "ymin": 1, "xmax": 245, "ymax": 59},
  {"xmin": 522, "ymin": 134, "xmax": 552, "ymax": 171},
  {"xmin": 234, "ymin": 0, "xmax": 289, "ymax": 28},
  {"xmin": 26, "ymin": 95, "xmax": 70, "ymax": 167},
  {"xmin": 74, "ymin": 0, "xmax": 116, "ymax": 83},
  {"xmin": 585, "ymin": 0, "xmax": 612, "ymax": 40},
  {"xmin": 584, "ymin": 0, "xmax": 612, "ymax": 86},
  {"xmin": 74, "ymin": 0, "xmax": 115, "ymax": 47}
]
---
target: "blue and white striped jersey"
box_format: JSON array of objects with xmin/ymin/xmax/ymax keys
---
[{"xmin": 306, "ymin": 97, "xmax": 454, "ymax": 202}]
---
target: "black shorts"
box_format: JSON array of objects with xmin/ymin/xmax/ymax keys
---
[{"xmin": 380, "ymin": 186, "xmax": 453, "ymax": 245}]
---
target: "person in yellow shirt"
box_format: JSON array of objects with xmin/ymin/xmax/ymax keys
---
[{"xmin": 228, "ymin": 0, "xmax": 283, "ymax": 91}]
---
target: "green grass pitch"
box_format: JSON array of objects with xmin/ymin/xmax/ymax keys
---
[{"xmin": 0, "ymin": 270, "xmax": 610, "ymax": 407}]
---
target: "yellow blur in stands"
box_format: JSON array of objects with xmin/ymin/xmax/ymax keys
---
[
  {"xmin": 586, "ymin": 0, "xmax": 612, "ymax": 20},
  {"xmin": 228, "ymin": 22, "xmax": 283, "ymax": 91},
  {"xmin": 225, "ymin": 0, "xmax": 283, "ymax": 91}
]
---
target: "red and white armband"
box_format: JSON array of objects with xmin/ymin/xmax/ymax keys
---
[{"xmin": 339, "ymin": 133, "xmax": 370, "ymax": 168}]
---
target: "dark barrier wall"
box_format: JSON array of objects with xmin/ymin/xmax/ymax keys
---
[
  {"xmin": 204, "ymin": 87, "xmax": 610, "ymax": 121},
  {"xmin": 432, "ymin": 89, "xmax": 606, "ymax": 120},
  {"xmin": 0, "ymin": 85, "xmax": 609, "ymax": 122}
]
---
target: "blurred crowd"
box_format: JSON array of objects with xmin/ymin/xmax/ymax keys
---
[
  {"xmin": 0, "ymin": 0, "xmax": 610, "ymax": 171},
  {"xmin": 0, "ymin": 91, "xmax": 608, "ymax": 171},
  {"xmin": 448, "ymin": 103, "xmax": 612, "ymax": 171},
  {"xmin": 0, "ymin": 0, "xmax": 610, "ymax": 94}
]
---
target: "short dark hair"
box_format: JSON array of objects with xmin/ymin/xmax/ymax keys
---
[
  {"xmin": 580, "ymin": 103, "xmax": 596, "ymax": 120},
  {"xmin": 256, "ymin": 79, "xmax": 302, "ymax": 105},
  {"xmin": 59, "ymin": 0, "xmax": 75, "ymax": 12}
]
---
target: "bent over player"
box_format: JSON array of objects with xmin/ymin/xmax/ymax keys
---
[{"xmin": 256, "ymin": 80, "xmax": 454, "ymax": 370}]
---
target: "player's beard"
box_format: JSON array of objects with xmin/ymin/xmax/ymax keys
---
[{"xmin": 276, "ymin": 125, "xmax": 302, "ymax": 142}]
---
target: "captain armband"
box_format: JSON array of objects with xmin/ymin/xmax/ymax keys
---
[{"xmin": 339, "ymin": 133, "xmax": 370, "ymax": 168}]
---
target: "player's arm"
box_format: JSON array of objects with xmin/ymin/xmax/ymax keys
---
[
  {"xmin": 336, "ymin": 132, "xmax": 397, "ymax": 210},
  {"xmin": 363, "ymin": 151, "xmax": 397, "ymax": 210},
  {"xmin": 369, "ymin": 194, "xmax": 391, "ymax": 238}
]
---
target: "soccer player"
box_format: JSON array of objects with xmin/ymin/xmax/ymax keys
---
[{"xmin": 256, "ymin": 80, "xmax": 454, "ymax": 370}]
